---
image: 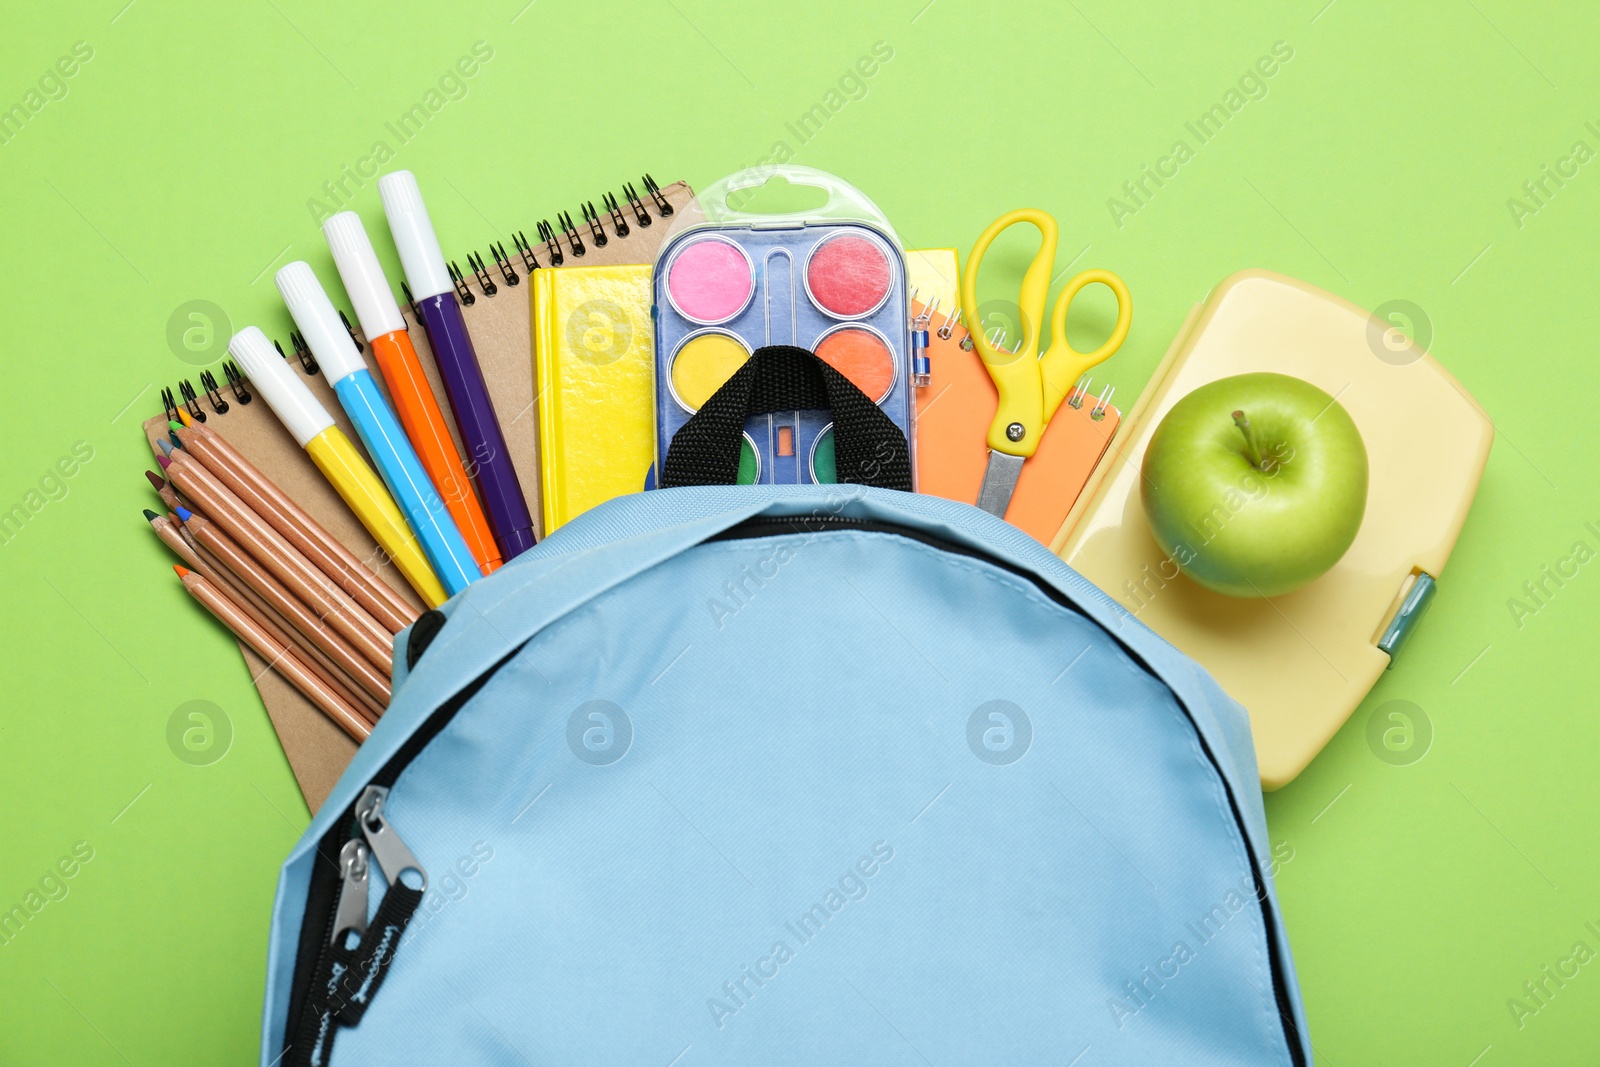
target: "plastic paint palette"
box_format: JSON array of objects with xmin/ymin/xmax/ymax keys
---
[{"xmin": 655, "ymin": 224, "xmax": 911, "ymax": 484}]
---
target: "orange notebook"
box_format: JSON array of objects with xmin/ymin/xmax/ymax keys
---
[{"xmin": 908, "ymin": 249, "xmax": 1121, "ymax": 544}]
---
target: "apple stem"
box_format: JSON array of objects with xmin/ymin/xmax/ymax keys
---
[{"xmin": 1232, "ymin": 410, "xmax": 1267, "ymax": 470}]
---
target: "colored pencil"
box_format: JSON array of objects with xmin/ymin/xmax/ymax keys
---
[
  {"xmin": 162, "ymin": 495, "xmax": 386, "ymax": 718},
  {"xmin": 166, "ymin": 514, "xmax": 375, "ymax": 714},
  {"xmin": 172, "ymin": 420, "xmax": 417, "ymax": 633},
  {"xmin": 177, "ymin": 506, "xmax": 391, "ymax": 705},
  {"xmin": 145, "ymin": 468, "xmax": 181, "ymax": 511},
  {"xmin": 174, "ymin": 566, "xmax": 371, "ymax": 742},
  {"xmin": 145, "ymin": 507, "xmax": 207, "ymax": 573},
  {"xmin": 152, "ymin": 510, "xmax": 383, "ymax": 722},
  {"xmin": 162, "ymin": 449, "xmax": 393, "ymax": 669}
]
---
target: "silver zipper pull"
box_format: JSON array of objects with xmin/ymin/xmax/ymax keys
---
[
  {"xmin": 331, "ymin": 839, "xmax": 370, "ymax": 947},
  {"xmin": 354, "ymin": 785, "xmax": 428, "ymax": 891}
]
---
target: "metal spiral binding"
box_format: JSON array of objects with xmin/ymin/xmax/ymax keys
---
[
  {"xmin": 1066, "ymin": 376, "xmax": 1116, "ymax": 420},
  {"xmin": 643, "ymin": 174, "xmax": 672, "ymax": 215},
  {"xmin": 199, "ymin": 370, "xmax": 228, "ymax": 415},
  {"xmin": 602, "ymin": 192, "xmax": 629, "ymax": 238},
  {"xmin": 281, "ymin": 334, "xmax": 318, "ymax": 375},
  {"xmin": 1090, "ymin": 384, "xmax": 1115, "ymax": 420},
  {"xmin": 223, "ymin": 360, "xmax": 252, "ymax": 404},
  {"xmin": 400, "ymin": 282, "xmax": 423, "ymax": 320},
  {"xmin": 580, "ymin": 202, "xmax": 607, "ymax": 248},
  {"xmin": 387, "ymin": 176, "xmax": 673, "ymax": 312},
  {"xmin": 177, "ymin": 378, "xmax": 206, "ymax": 422},
  {"xmin": 937, "ymin": 306, "xmax": 963, "ymax": 340},
  {"xmin": 156, "ymin": 355, "xmax": 282, "ymax": 432},
  {"xmin": 924, "ymin": 308, "xmax": 1119, "ymax": 422},
  {"xmin": 490, "ymin": 242, "xmax": 519, "ymax": 287},
  {"xmin": 466, "ymin": 251, "xmax": 497, "ymax": 297},
  {"xmin": 536, "ymin": 220, "xmax": 564, "ymax": 267},
  {"xmin": 338, "ymin": 309, "xmax": 364, "ymax": 353},
  {"xmin": 446, "ymin": 261, "xmax": 477, "ymax": 305},
  {"xmin": 511, "ymin": 232, "xmax": 537, "ymax": 272},
  {"xmin": 557, "ymin": 210, "xmax": 584, "ymax": 257},
  {"xmin": 622, "ymin": 181, "xmax": 652, "ymax": 227}
]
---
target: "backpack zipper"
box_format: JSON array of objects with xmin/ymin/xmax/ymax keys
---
[
  {"xmin": 281, "ymin": 514, "xmax": 1307, "ymax": 1066},
  {"xmin": 289, "ymin": 792, "xmax": 433, "ymax": 1066},
  {"xmin": 283, "ymin": 650, "xmax": 519, "ymax": 1064},
  {"xmin": 291, "ymin": 840, "xmax": 369, "ymax": 1067},
  {"xmin": 334, "ymin": 787, "xmax": 428, "ymax": 1026},
  {"xmin": 330, "ymin": 841, "xmax": 370, "ymax": 950}
]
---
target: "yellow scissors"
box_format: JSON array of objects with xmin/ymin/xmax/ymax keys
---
[{"xmin": 960, "ymin": 208, "xmax": 1132, "ymax": 517}]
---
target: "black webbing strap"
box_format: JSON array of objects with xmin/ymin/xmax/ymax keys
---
[{"xmin": 659, "ymin": 345, "xmax": 912, "ymax": 491}]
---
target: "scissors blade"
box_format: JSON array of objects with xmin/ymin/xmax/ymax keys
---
[{"xmin": 976, "ymin": 450, "xmax": 1026, "ymax": 517}]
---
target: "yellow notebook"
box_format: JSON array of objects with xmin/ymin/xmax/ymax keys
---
[{"xmin": 533, "ymin": 264, "xmax": 656, "ymax": 531}]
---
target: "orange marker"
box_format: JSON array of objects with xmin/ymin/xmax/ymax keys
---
[{"xmin": 324, "ymin": 212, "xmax": 503, "ymax": 573}]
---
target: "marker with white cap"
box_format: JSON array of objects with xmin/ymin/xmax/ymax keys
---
[
  {"xmin": 275, "ymin": 261, "xmax": 481, "ymax": 599},
  {"xmin": 323, "ymin": 211, "xmax": 501, "ymax": 575},
  {"xmin": 378, "ymin": 170, "xmax": 536, "ymax": 561},
  {"xmin": 226, "ymin": 325, "xmax": 449, "ymax": 609}
]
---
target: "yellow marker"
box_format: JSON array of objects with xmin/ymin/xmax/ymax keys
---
[{"xmin": 227, "ymin": 326, "xmax": 447, "ymax": 607}]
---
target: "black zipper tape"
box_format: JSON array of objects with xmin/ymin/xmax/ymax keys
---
[
  {"xmin": 334, "ymin": 883, "xmax": 425, "ymax": 1025},
  {"xmin": 291, "ymin": 937, "xmax": 360, "ymax": 1067}
]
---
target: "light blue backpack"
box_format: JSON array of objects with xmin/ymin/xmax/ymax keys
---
[{"xmin": 261, "ymin": 479, "xmax": 1312, "ymax": 1065}]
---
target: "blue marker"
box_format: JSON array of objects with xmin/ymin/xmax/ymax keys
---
[{"xmin": 275, "ymin": 260, "xmax": 482, "ymax": 596}]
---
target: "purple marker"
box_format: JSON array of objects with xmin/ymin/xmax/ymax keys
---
[{"xmin": 379, "ymin": 170, "xmax": 536, "ymax": 560}]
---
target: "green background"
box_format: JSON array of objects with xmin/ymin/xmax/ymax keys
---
[{"xmin": 1, "ymin": 1, "xmax": 1595, "ymax": 1063}]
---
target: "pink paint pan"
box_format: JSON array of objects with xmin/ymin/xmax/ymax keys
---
[{"xmin": 664, "ymin": 235, "xmax": 755, "ymax": 325}]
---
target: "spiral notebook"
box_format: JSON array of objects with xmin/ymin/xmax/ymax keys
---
[
  {"xmin": 902, "ymin": 249, "xmax": 1122, "ymax": 542},
  {"xmin": 142, "ymin": 176, "xmax": 693, "ymax": 813}
]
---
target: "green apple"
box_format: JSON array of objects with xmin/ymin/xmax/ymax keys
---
[{"xmin": 1140, "ymin": 372, "xmax": 1368, "ymax": 598}]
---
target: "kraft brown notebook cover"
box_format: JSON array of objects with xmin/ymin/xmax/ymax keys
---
[{"xmin": 142, "ymin": 177, "xmax": 693, "ymax": 812}]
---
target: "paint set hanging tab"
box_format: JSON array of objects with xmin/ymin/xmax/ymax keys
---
[{"xmin": 652, "ymin": 165, "xmax": 917, "ymax": 486}]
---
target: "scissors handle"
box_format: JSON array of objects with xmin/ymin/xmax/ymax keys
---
[
  {"xmin": 961, "ymin": 209, "xmax": 1132, "ymax": 458},
  {"xmin": 961, "ymin": 209, "xmax": 1058, "ymax": 457},
  {"xmin": 1040, "ymin": 268, "xmax": 1131, "ymax": 422}
]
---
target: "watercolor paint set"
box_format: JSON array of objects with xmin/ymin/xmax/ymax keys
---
[{"xmin": 652, "ymin": 167, "xmax": 915, "ymax": 485}]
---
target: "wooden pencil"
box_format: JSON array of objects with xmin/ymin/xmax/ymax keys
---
[
  {"xmin": 152, "ymin": 470, "xmax": 385, "ymax": 720},
  {"xmin": 174, "ymin": 421, "xmax": 418, "ymax": 633},
  {"xmin": 188, "ymin": 536, "xmax": 385, "ymax": 723},
  {"xmin": 145, "ymin": 507, "xmax": 207, "ymax": 573},
  {"xmin": 179, "ymin": 507, "xmax": 392, "ymax": 704},
  {"xmin": 174, "ymin": 566, "xmax": 371, "ymax": 742},
  {"xmin": 145, "ymin": 469, "xmax": 181, "ymax": 511},
  {"xmin": 172, "ymin": 516, "xmax": 280, "ymax": 629},
  {"xmin": 149, "ymin": 509, "xmax": 382, "ymax": 722},
  {"xmin": 164, "ymin": 454, "xmax": 395, "ymax": 671},
  {"xmin": 161, "ymin": 450, "xmax": 393, "ymax": 668}
]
